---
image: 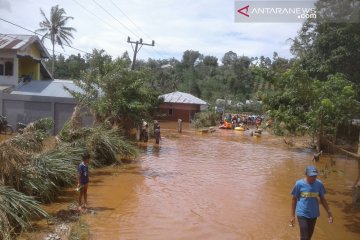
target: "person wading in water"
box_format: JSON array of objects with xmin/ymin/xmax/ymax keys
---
[
  {"xmin": 290, "ymin": 165, "xmax": 333, "ymax": 240},
  {"xmin": 78, "ymin": 153, "xmax": 90, "ymax": 211}
]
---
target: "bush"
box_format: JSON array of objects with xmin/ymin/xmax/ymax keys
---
[{"xmin": 191, "ymin": 111, "xmax": 221, "ymax": 129}]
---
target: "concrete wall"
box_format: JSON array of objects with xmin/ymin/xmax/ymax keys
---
[{"xmin": 0, "ymin": 93, "xmax": 92, "ymax": 134}]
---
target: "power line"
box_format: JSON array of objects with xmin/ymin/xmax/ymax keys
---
[
  {"xmin": 105, "ymin": 0, "xmax": 167, "ymax": 59},
  {"xmin": 108, "ymin": 0, "xmax": 152, "ymax": 40},
  {"xmin": 92, "ymin": 0, "xmax": 141, "ymax": 39},
  {"xmin": 74, "ymin": 0, "xmax": 164, "ymax": 59},
  {"xmin": 73, "ymin": 0, "xmax": 128, "ymax": 37},
  {"xmin": 0, "ymin": 17, "xmax": 92, "ymax": 55}
]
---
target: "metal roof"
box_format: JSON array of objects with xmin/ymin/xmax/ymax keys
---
[
  {"xmin": 10, "ymin": 79, "xmax": 81, "ymax": 98},
  {"xmin": 159, "ymin": 91, "xmax": 207, "ymax": 105},
  {"xmin": 0, "ymin": 34, "xmax": 50, "ymax": 58}
]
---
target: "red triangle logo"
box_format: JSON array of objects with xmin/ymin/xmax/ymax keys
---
[{"xmin": 237, "ymin": 5, "xmax": 250, "ymax": 17}]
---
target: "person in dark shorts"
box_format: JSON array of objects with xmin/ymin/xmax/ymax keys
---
[
  {"xmin": 290, "ymin": 165, "xmax": 333, "ymax": 240},
  {"xmin": 78, "ymin": 153, "xmax": 90, "ymax": 211}
]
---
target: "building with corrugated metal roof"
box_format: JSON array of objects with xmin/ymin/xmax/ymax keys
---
[
  {"xmin": 0, "ymin": 34, "xmax": 89, "ymax": 134},
  {"xmin": 0, "ymin": 34, "xmax": 52, "ymax": 84},
  {"xmin": 159, "ymin": 91, "xmax": 208, "ymax": 122}
]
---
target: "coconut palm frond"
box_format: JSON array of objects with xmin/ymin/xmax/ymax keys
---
[
  {"xmin": 86, "ymin": 127, "xmax": 139, "ymax": 167},
  {"xmin": 0, "ymin": 142, "xmax": 29, "ymax": 188},
  {"xmin": 57, "ymin": 121, "xmax": 92, "ymax": 143},
  {"xmin": 21, "ymin": 144, "xmax": 85, "ymax": 202},
  {"xmin": 0, "ymin": 185, "xmax": 48, "ymax": 239},
  {"xmin": 0, "ymin": 209, "xmax": 12, "ymax": 240},
  {"xmin": 8, "ymin": 131, "xmax": 44, "ymax": 153},
  {"xmin": 68, "ymin": 105, "xmax": 83, "ymax": 130},
  {"xmin": 115, "ymin": 136, "xmax": 139, "ymax": 160},
  {"xmin": 24, "ymin": 118, "xmax": 54, "ymax": 134},
  {"xmin": 9, "ymin": 118, "xmax": 54, "ymax": 153}
]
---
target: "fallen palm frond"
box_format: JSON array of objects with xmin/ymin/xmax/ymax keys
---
[
  {"xmin": 0, "ymin": 118, "xmax": 54, "ymax": 190},
  {"xmin": 8, "ymin": 118, "xmax": 54, "ymax": 153},
  {"xmin": 57, "ymin": 120, "xmax": 92, "ymax": 144},
  {"xmin": 0, "ymin": 185, "xmax": 48, "ymax": 239},
  {"xmin": 23, "ymin": 118, "xmax": 54, "ymax": 134},
  {"xmin": 21, "ymin": 143, "xmax": 86, "ymax": 202},
  {"xmin": 58, "ymin": 123, "xmax": 139, "ymax": 167},
  {"xmin": 85, "ymin": 126, "xmax": 139, "ymax": 167},
  {"xmin": 8, "ymin": 131, "xmax": 44, "ymax": 153},
  {"xmin": 0, "ymin": 141, "xmax": 29, "ymax": 189}
]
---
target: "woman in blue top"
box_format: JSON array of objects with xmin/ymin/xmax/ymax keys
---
[{"xmin": 290, "ymin": 166, "xmax": 333, "ymax": 240}]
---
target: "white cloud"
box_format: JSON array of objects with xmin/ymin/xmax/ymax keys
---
[
  {"xmin": 0, "ymin": 0, "xmax": 304, "ymax": 61},
  {"xmin": 0, "ymin": 0, "xmax": 11, "ymax": 11}
]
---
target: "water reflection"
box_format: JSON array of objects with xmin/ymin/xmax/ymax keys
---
[{"xmin": 80, "ymin": 126, "xmax": 360, "ymax": 239}]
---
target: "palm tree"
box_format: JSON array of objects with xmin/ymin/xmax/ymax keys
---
[{"xmin": 36, "ymin": 5, "xmax": 76, "ymax": 76}]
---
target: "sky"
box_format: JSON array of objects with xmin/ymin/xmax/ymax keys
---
[{"xmin": 0, "ymin": 0, "xmax": 305, "ymax": 62}]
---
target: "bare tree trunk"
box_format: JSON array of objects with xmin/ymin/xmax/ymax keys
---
[
  {"xmin": 69, "ymin": 105, "xmax": 82, "ymax": 130},
  {"xmin": 316, "ymin": 116, "xmax": 324, "ymax": 152},
  {"xmin": 355, "ymin": 133, "xmax": 360, "ymax": 205},
  {"xmin": 358, "ymin": 132, "xmax": 360, "ymax": 155},
  {"xmin": 52, "ymin": 43, "xmax": 55, "ymax": 76}
]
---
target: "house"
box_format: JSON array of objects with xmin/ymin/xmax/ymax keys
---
[
  {"xmin": 0, "ymin": 34, "xmax": 52, "ymax": 83},
  {"xmin": 159, "ymin": 91, "xmax": 208, "ymax": 122},
  {"xmin": 0, "ymin": 34, "xmax": 88, "ymax": 134}
]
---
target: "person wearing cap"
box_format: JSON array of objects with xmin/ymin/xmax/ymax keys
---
[{"xmin": 290, "ymin": 165, "xmax": 333, "ymax": 240}]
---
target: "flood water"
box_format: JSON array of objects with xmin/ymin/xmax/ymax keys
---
[{"xmin": 77, "ymin": 122, "xmax": 360, "ymax": 240}]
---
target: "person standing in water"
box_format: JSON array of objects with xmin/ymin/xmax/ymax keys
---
[
  {"xmin": 290, "ymin": 165, "xmax": 333, "ymax": 240},
  {"xmin": 154, "ymin": 120, "xmax": 161, "ymax": 144},
  {"xmin": 177, "ymin": 118, "xmax": 182, "ymax": 133},
  {"xmin": 78, "ymin": 153, "xmax": 90, "ymax": 211}
]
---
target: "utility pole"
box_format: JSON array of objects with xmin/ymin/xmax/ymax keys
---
[{"xmin": 127, "ymin": 37, "xmax": 155, "ymax": 70}]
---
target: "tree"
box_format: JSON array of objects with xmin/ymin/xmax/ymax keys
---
[
  {"xmin": 36, "ymin": 5, "xmax": 76, "ymax": 75},
  {"xmin": 290, "ymin": 0, "xmax": 360, "ymax": 87},
  {"xmin": 306, "ymin": 74, "xmax": 359, "ymax": 149},
  {"xmin": 181, "ymin": 50, "xmax": 201, "ymax": 69},
  {"xmin": 264, "ymin": 62, "xmax": 315, "ymax": 135},
  {"xmin": 222, "ymin": 51, "xmax": 238, "ymax": 66},
  {"xmin": 67, "ymin": 50, "xmax": 162, "ymax": 135}
]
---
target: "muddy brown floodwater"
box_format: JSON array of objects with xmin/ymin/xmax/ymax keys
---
[
  {"xmin": 18, "ymin": 122, "xmax": 360, "ymax": 240},
  {"xmin": 78, "ymin": 123, "xmax": 360, "ymax": 240}
]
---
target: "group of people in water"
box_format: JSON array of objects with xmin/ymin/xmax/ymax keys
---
[
  {"xmin": 220, "ymin": 113, "xmax": 264, "ymax": 129},
  {"xmin": 139, "ymin": 120, "xmax": 161, "ymax": 144}
]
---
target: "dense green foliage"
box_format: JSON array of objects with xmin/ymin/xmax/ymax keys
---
[
  {"xmin": 191, "ymin": 111, "xmax": 221, "ymax": 129},
  {"xmin": 267, "ymin": 0, "xmax": 360, "ymax": 140}
]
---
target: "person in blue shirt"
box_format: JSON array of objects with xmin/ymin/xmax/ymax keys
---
[
  {"xmin": 290, "ymin": 165, "xmax": 333, "ymax": 240},
  {"xmin": 78, "ymin": 153, "xmax": 90, "ymax": 211}
]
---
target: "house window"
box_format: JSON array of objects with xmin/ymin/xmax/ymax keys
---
[
  {"xmin": 0, "ymin": 64, "xmax": 4, "ymax": 75},
  {"xmin": 4, "ymin": 61, "xmax": 13, "ymax": 76},
  {"xmin": 168, "ymin": 109, "xmax": 173, "ymax": 116}
]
